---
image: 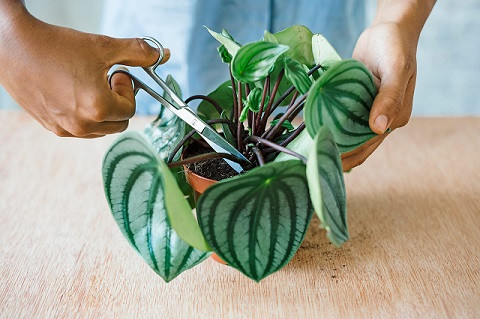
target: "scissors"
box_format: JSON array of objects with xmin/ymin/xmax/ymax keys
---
[{"xmin": 109, "ymin": 36, "xmax": 248, "ymax": 173}]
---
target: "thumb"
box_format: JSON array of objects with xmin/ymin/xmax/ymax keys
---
[
  {"xmin": 106, "ymin": 37, "xmax": 170, "ymax": 68},
  {"xmin": 369, "ymin": 71, "xmax": 410, "ymax": 135}
]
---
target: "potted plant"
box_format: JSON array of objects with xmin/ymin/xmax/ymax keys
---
[{"xmin": 102, "ymin": 25, "xmax": 378, "ymax": 282}]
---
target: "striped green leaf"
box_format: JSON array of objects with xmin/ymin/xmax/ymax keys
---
[
  {"xmin": 102, "ymin": 132, "xmax": 210, "ymax": 282},
  {"xmin": 307, "ymin": 128, "xmax": 348, "ymax": 246},
  {"xmin": 197, "ymin": 160, "xmax": 314, "ymax": 282},
  {"xmin": 284, "ymin": 57, "xmax": 312, "ymax": 95},
  {"xmin": 304, "ymin": 59, "xmax": 378, "ymax": 153},
  {"xmin": 231, "ymin": 41, "xmax": 289, "ymax": 83}
]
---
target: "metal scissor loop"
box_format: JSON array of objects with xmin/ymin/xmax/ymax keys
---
[{"xmin": 108, "ymin": 36, "xmax": 248, "ymax": 173}]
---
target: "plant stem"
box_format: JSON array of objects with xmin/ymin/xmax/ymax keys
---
[
  {"xmin": 262, "ymin": 123, "xmax": 306, "ymax": 156},
  {"xmin": 166, "ymin": 119, "xmax": 236, "ymax": 163},
  {"xmin": 270, "ymin": 64, "xmax": 322, "ymax": 113},
  {"xmin": 262, "ymin": 95, "xmax": 307, "ymax": 140},
  {"xmin": 250, "ymin": 145, "xmax": 266, "ymax": 166},
  {"xmin": 184, "ymin": 95, "xmax": 223, "ymax": 115},
  {"xmin": 237, "ymin": 81, "xmax": 244, "ymax": 152},
  {"xmin": 253, "ymin": 75, "xmax": 270, "ymax": 136},
  {"xmin": 229, "ymin": 68, "xmax": 238, "ymax": 123},
  {"xmin": 168, "ymin": 152, "xmax": 246, "ymax": 169},
  {"xmin": 259, "ymin": 69, "xmax": 284, "ymax": 133},
  {"xmin": 280, "ymin": 122, "xmax": 306, "ymax": 147},
  {"xmin": 245, "ymin": 135, "xmax": 307, "ymax": 164}
]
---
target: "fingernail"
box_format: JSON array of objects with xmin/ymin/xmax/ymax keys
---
[{"xmin": 374, "ymin": 114, "xmax": 388, "ymax": 133}]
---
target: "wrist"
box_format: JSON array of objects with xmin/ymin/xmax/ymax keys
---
[{"xmin": 372, "ymin": 0, "xmax": 436, "ymax": 42}]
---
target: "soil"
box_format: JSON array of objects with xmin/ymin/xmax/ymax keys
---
[{"xmin": 183, "ymin": 141, "xmax": 240, "ymax": 181}]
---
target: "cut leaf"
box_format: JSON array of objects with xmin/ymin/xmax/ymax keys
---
[
  {"xmin": 284, "ymin": 57, "xmax": 312, "ymax": 95},
  {"xmin": 231, "ymin": 41, "xmax": 289, "ymax": 83},
  {"xmin": 274, "ymin": 25, "xmax": 314, "ymax": 67},
  {"xmin": 306, "ymin": 128, "xmax": 348, "ymax": 246},
  {"xmin": 312, "ymin": 34, "xmax": 342, "ymax": 70},
  {"xmin": 304, "ymin": 59, "xmax": 378, "ymax": 153},
  {"xmin": 102, "ymin": 132, "xmax": 211, "ymax": 282},
  {"xmin": 197, "ymin": 160, "xmax": 314, "ymax": 282}
]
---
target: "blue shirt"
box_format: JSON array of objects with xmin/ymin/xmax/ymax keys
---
[{"xmin": 101, "ymin": 0, "xmax": 366, "ymax": 114}]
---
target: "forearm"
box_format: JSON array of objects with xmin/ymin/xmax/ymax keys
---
[{"xmin": 373, "ymin": 0, "xmax": 436, "ymax": 42}]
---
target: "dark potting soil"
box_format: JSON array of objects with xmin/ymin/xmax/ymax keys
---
[{"xmin": 184, "ymin": 142, "xmax": 240, "ymax": 181}]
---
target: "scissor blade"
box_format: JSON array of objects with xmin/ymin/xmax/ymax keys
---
[{"xmin": 200, "ymin": 126, "xmax": 248, "ymax": 173}]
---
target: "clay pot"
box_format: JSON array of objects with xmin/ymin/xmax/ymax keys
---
[{"xmin": 182, "ymin": 153, "xmax": 228, "ymax": 265}]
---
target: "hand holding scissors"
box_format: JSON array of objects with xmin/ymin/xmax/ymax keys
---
[{"xmin": 109, "ymin": 37, "xmax": 248, "ymax": 173}]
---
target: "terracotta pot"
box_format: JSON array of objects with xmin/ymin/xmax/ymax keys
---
[{"xmin": 182, "ymin": 154, "xmax": 228, "ymax": 265}]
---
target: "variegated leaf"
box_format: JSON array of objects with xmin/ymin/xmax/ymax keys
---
[
  {"xmin": 306, "ymin": 128, "xmax": 348, "ymax": 246},
  {"xmin": 197, "ymin": 160, "xmax": 314, "ymax": 282},
  {"xmin": 231, "ymin": 41, "xmax": 289, "ymax": 83},
  {"xmin": 102, "ymin": 132, "xmax": 210, "ymax": 282},
  {"xmin": 304, "ymin": 59, "xmax": 378, "ymax": 153}
]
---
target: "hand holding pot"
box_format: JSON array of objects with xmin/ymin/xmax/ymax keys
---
[{"xmin": 342, "ymin": 0, "xmax": 436, "ymax": 171}]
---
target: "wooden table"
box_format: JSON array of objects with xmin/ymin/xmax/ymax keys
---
[{"xmin": 1, "ymin": 111, "xmax": 479, "ymax": 318}]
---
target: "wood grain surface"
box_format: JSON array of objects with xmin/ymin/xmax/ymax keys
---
[{"xmin": 1, "ymin": 111, "xmax": 479, "ymax": 318}]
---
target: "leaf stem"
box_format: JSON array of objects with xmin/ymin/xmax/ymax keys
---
[
  {"xmin": 167, "ymin": 119, "xmax": 236, "ymax": 163},
  {"xmin": 245, "ymin": 135, "xmax": 307, "ymax": 164},
  {"xmin": 250, "ymin": 145, "xmax": 266, "ymax": 166},
  {"xmin": 259, "ymin": 69, "xmax": 284, "ymax": 133},
  {"xmin": 253, "ymin": 75, "xmax": 270, "ymax": 136},
  {"xmin": 184, "ymin": 95, "xmax": 223, "ymax": 115},
  {"xmin": 237, "ymin": 81, "xmax": 244, "ymax": 152},
  {"xmin": 263, "ymin": 95, "xmax": 307, "ymax": 140}
]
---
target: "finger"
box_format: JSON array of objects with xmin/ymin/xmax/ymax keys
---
[
  {"xmin": 86, "ymin": 120, "xmax": 130, "ymax": 136},
  {"xmin": 62, "ymin": 120, "xmax": 129, "ymax": 137},
  {"xmin": 369, "ymin": 62, "xmax": 413, "ymax": 135},
  {"xmin": 341, "ymin": 133, "xmax": 388, "ymax": 171},
  {"xmin": 106, "ymin": 37, "xmax": 170, "ymax": 67},
  {"xmin": 106, "ymin": 70, "xmax": 136, "ymax": 121}
]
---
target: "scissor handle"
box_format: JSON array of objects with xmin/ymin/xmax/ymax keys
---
[{"xmin": 140, "ymin": 36, "xmax": 165, "ymax": 71}]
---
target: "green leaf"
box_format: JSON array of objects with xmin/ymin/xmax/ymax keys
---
[
  {"xmin": 284, "ymin": 57, "xmax": 312, "ymax": 95},
  {"xmin": 273, "ymin": 25, "xmax": 314, "ymax": 67},
  {"xmin": 231, "ymin": 41, "xmax": 289, "ymax": 83},
  {"xmin": 102, "ymin": 132, "xmax": 211, "ymax": 282},
  {"xmin": 206, "ymin": 27, "xmax": 241, "ymax": 58},
  {"xmin": 239, "ymin": 105, "xmax": 250, "ymax": 122},
  {"xmin": 197, "ymin": 160, "xmax": 314, "ymax": 282},
  {"xmin": 312, "ymin": 34, "xmax": 342, "ymax": 70},
  {"xmin": 197, "ymin": 81, "xmax": 233, "ymax": 122},
  {"xmin": 304, "ymin": 59, "xmax": 378, "ymax": 153},
  {"xmin": 306, "ymin": 128, "xmax": 348, "ymax": 246},
  {"xmin": 263, "ymin": 30, "xmax": 279, "ymax": 43}
]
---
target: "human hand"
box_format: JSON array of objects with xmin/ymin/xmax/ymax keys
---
[
  {"xmin": 342, "ymin": 21, "xmax": 418, "ymax": 171},
  {"xmin": 0, "ymin": 9, "xmax": 169, "ymax": 137}
]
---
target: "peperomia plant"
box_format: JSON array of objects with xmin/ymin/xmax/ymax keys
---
[{"xmin": 102, "ymin": 25, "xmax": 378, "ymax": 282}]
